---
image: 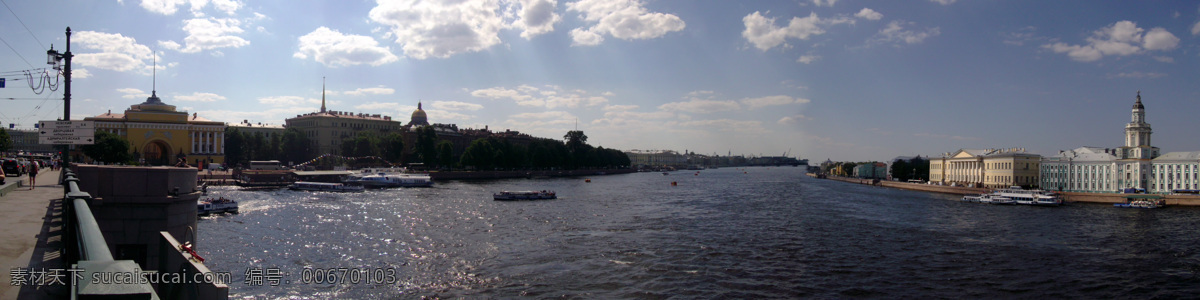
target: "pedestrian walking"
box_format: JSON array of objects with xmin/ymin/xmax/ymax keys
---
[{"xmin": 28, "ymin": 162, "xmax": 39, "ymax": 190}]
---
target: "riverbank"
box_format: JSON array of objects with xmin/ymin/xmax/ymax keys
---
[
  {"xmin": 807, "ymin": 173, "xmax": 1200, "ymax": 206},
  {"xmin": 428, "ymin": 168, "xmax": 636, "ymax": 180}
]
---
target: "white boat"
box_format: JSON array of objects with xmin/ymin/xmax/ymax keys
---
[
  {"xmin": 350, "ymin": 173, "xmax": 433, "ymax": 188},
  {"xmin": 198, "ymin": 197, "xmax": 238, "ymax": 215},
  {"xmin": 990, "ymin": 186, "xmax": 1062, "ymax": 206},
  {"xmin": 288, "ymin": 181, "xmax": 365, "ymax": 193},
  {"xmin": 493, "ymin": 190, "xmax": 557, "ymax": 201},
  {"xmin": 961, "ymin": 194, "xmax": 1015, "ymax": 205}
]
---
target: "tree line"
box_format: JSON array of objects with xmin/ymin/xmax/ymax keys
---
[{"xmin": 73, "ymin": 127, "xmax": 630, "ymax": 170}]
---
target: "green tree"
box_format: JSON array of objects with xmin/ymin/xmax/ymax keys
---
[
  {"xmin": 414, "ymin": 126, "xmax": 439, "ymax": 166},
  {"xmin": 911, "ymin": 156, "xmax": 929, "ymax": 181},
  {"xmin": 382, "ymin": 132, "xmax": 405, "ymax": 164},
  {"xmin": 891, "ymin": 159, "xmax": 912, "ymax": 181},
  {"xmin": 280, "ymin": 128, "xmax": 312, "ymax": 165},
  {"xmin": 564, "ymin": 130, "xmax": 590, "ymax": 169},
  {"xmin": 0, "ymin": 129, "xmax": 12, "ymax": 153},
  {"xmin": 437, "ymin": 140, "xmax": 454, "ymax": 168},
  {"xmin": 224, "ymin": 128, "xmax": 246, "ymax": 167},
  {"xmin": 250, "ymin": 132, "xmax": 271, "ymax": 160},
  {"xmin": 81, "ymin": 130, "xmax": 132, "ymax": 164},
  {"xmin": 460, "ymin": 138, "xmax": 495, "ymax": 169}
]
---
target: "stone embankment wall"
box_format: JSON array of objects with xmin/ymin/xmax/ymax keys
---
[
  {"xmin": 818, "ymin": 175, "xmax": 988, "ymax": 195},
  {"xmin": 429, "ymin": 168, "xmax": 636, "ymax": 180},
  {"xmin": 809, "ymin": 173, "xmax": 1200, "ymax": 206}
]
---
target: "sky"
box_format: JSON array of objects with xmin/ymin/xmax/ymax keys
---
[{"xmin": 1, "ymin": 0, "xmax": 1199, "ymax": 162}]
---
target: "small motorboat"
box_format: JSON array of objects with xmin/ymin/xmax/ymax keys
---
[
  {"xmin": 198, "ymin": 197, "xmax": 238, "ymax": 215},
  {"xmin": 1114, "ymin": 199, "xmax": 1165, "ymax": 209},
  {"xmin": 493, "ymin": 190, "xmax": 557, "ymax": 201}
]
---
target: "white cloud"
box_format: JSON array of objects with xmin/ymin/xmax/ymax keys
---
[
  {"xmin": 1152, "ymin": 56, "xmax": 1174, "ymax": 63},
  {"xmin": 512, "ymin": 0, "xmax": 562, "ymax": 39},
  {"xmin": 504, "ymin": 111, "xmax": 577, "ymax": 127},
  {"xmin": 742, "ymin": 11, "xmax": 853, "ymax": 51},
  {"xmin": 566, "ymin": 0, "xmax": 686, "ymax": 46},
  {"xmin": 740, "ymin": 95, "xmax": 810, "ymax": 110},
  {"xmin": 658, "ymin": 99, "xmax": 740, "ymax": 114},
  {"xmin": 603, "ymin": 104, "xmax": 639, "ymax": 111},
  {"xmin": 197, "ymin": 106, "xmax": 312, "ymax": 125},
  {"xmin": 1142, "ymin": 28, "xmax": 1179, "ymax": 51},
  {"xmin": 117, "ymin": 88, "xmax": 148, "ymax": 99},
  {"xmin": 431, "ymin": 101, "xmax": 484, "ymax": 111},
  {"xmin": 139, "ymin": 0, "xmax": 242, "ymax": 16},
  {"xmin": 424, "ymin": 109, "xmax": 473, "ymax": 121},
  {"xmin": 929, "ymin": 0, "xmax": 956, "ymax": 5},
  {"xmin": 161, "ymin": 18, "xmax": 250, "ymax": 54},
  {"xmin": 369, "ymin": 0, "xmax": 506, "ymax": 59},
  {"xmin": 1112, "ymin": 71, "xmax": 1167, "ymax": 79},
  {"xmin": 258, "ymin": 96, "xmax": 319, "ymax": 106},
  {"xmin": 1042, "ymin": 20, "xmax": 1179, "ymax": 62},
  {"xmin": 914, "ymin": 132, "xmax": 978, "ymax": 141},
  {"xmin": 854, "ymin": 8, "xmax": 882, "ymax": 21},
  {"xmin": 603, "ymin": 110, "xmax": 674, "ymax": 120},
  {"xmin": 1193, "ymin": 21, "xmax": 1200, "ymax": 35},
  {"xmin": 778, "ymin": 115, "xmax": 808, "ymax": 125},
  {"xmin": 209, "ymin": 0, "xmax": 242, "ymax": 15},
  {"xmin": 72, "ymin": 68, "xmax": 92, "ymax": 79},
  {"xmin": 139, "ymin": 0, "xmax": 187, "ymax": 15},
  {"xmin": 293, "ymin": 27, "xmax": 399, "ymax": 67},
  {"xmin": 175, "ymin": 92, "xmax": 226, "ymax": 102},
  {"xmin": 354, "ymin": 102, "xmax": 403, "ymax": 111},
  {"xmin": 470, "ymin": 85, "xmax": 608, "ymax": 108},
  {"xmin": 73, "ymin": 31, "xmax": 155, "ymax": 73},
  {"xmin": 796, "ymin": 54, "xmax": 820, "ymax": 64},
  {"xmin": 342, "ymin": 86, "xmax": 396, "ymax": 96},
  {"xmin": 812, "ymin": 0, "xmax": 838, "ymax": 7},
  {"xmin": 671, "ymin": 119, "xmax": 764, "ymax": 133},
  {"xmin": 870, "ymin": 20, "xmax": 940, "ymax": 46}
]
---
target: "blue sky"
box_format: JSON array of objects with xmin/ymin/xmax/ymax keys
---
[{"xmin": 1, "ymin": 0, "xmax": 1198, "ymax": 161}]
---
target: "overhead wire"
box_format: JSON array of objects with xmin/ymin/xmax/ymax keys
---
[
  {"xmin": 1, "ymin": 0, "xmax": 46, "ymax": 52},
  {"xmin": 0, "ymin": 35, "xmax": 36, "ymax": 69}
]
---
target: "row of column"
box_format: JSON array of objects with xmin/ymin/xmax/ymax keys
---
[{"xmin": 191, "ymin": 131, "xmax": 223, "ymax": 154}]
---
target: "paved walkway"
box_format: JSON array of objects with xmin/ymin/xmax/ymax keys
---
[{"xmin": 0, "ymin": 168, "xmax": 69, "ymax": 299}]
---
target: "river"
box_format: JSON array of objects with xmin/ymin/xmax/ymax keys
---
[{"xmin": 197, "ymin": 166, "xmax": 1200, "ymax": 298}]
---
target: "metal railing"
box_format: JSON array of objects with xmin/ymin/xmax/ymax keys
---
[{"xmin": 60, "ymin": 168, "xmax": 159, "ymax": 299}]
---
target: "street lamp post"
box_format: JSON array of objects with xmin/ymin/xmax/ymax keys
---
[{"xmin": 47, "ymin": 27, "xmax": 74, "ymax": 164}]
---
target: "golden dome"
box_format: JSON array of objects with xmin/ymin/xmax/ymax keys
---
[{"xmin": 409, "ymin": 102, "xmax": 429, "ymax": 126}]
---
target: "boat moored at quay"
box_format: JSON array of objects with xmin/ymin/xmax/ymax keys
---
[
  {"xmin": 349, "ymin": 173, "xmax": 434, "ymax": 188},
  {"xmin": 288, "ymin": 181, "xmax": 365, "ymax": 193},
  {"xmin": 991, "ymin": 186, "xmax": 1062, "ymax": 206},
  {"xmin": 961, "ymin": 194, "xmax": 1016, "ymax": 205}
]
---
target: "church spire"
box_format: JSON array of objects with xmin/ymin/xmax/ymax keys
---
[
  {"xmin": 1134, "ymin": 90, "xmax": 1143, "ymax": 110},
  {"xmin": 320, "ymin": 76, "xmax": 327, "ymax": 113}
]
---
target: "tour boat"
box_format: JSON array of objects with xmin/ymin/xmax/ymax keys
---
[
  {"xmin": 961, "ymin": 194, "xmax": 1016, "ymax": 205},
  {"xmin": 348, "ymin": 173, "xmax": 434, "ymax": 188},
  {"xmin": 990, "ymin": 186, "xmax": 1062, "ymax": 206},
  {"xmin": 198, "ymin": 197, "xmax": 238, "ymax": 215},
  {"xmin": 288, "ymin": 181, "xmax": 365, "ymax": 193},
  {"xmin": 1114, "ymin": 199, "xmax": 1165, "ymax": 209},
  {"xmin": 493, "ymin": 190, "xmax": 557, "ymax": 201}
]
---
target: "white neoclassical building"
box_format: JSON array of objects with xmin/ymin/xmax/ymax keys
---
[{"xmin": 1040, "ymin": 92, "xmax": 1200, "ymax": 193}]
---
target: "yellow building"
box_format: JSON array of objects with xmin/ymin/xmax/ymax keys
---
[
  {"xmin": 84, "ymin": 91, "xmax": 226, "ymax": 165},
  {"xmin": 930, "ymin": 148, "xmax": 1041, "ymax": 188}
]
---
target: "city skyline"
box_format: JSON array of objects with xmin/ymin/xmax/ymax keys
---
[{"xmin": 1, "ymin": 1, "xmax": 1198, "ymax": 161}]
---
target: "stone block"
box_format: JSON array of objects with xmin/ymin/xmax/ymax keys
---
[
  {"xmin": 113, "ymin": 169, "xmax": 148, "ymax": 197},
  {"xmin": 145, "ymin": 168, "xmax": 170, "ymax": 196}
]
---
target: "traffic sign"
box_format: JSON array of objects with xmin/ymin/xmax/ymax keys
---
[
  {"xmin": 39, "ymin": 135, "xmax": 94, "ymax": 145},
  {"xmin": 38, "ymin": 120, "xmax": 94, "ymax": 130},
  {"xmin": 38, "ymin": 120, "xmax": 95, "ymax": 145}
]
